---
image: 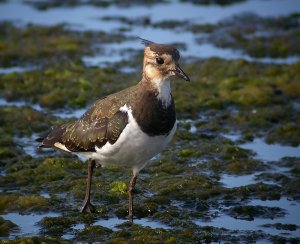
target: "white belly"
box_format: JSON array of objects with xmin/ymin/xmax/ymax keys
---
[{"xmin": 80, "ymin": 104, "xmax": 177, "ymax": 175}]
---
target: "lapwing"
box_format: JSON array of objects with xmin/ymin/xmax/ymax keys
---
[{"xmin": 39, "ymin": 38, "xmax": 190, "ymax": 223}]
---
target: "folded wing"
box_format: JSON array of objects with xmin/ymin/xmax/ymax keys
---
[{"xmin": 39, "ymin": 109, "xmax": 128, "ymax": 152}]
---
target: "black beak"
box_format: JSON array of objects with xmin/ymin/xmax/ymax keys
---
[{"xmin": 175, "ymin": 64, "xmax": 190, "ymax": 81}]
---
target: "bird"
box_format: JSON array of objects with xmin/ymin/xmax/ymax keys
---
[{"xmin": 38, "ymin": 38, "xmax": 190, "ymax": 223}]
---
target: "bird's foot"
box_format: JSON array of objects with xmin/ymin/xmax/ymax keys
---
[{"xmin": 80, "ymin": 201, "xmax": 95, "ymax": 214}]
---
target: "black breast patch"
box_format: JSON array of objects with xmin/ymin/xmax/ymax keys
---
[{"xmin": 132, "ymin": 91, "xmax": 176, "ymax": 136}]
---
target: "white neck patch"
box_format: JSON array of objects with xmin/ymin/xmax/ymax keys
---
[{"xmin": 152, "ymin": 78, "xmax": 171, "ymax": 107}]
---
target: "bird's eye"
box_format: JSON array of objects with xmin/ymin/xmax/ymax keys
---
[{"xmin": 156, "ymin": 57, "xmax": 164, "ymax": 65}]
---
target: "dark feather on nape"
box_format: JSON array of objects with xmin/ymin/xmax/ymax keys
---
[{"xmin": 139, "ymin": 37, "xmax": 154, "ymax": 47}]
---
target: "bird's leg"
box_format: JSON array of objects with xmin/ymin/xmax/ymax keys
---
[
  {"xmin": 81, "ymin": 159, "xmax": 96, "ymax": 213},
  {"xmin": 128, "ymin": 174, "xmax": 137, "ymax": 223}
]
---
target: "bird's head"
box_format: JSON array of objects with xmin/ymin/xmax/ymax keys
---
[{"xmin": 141, "ymin": 38, "xmax": 190, "ymax": 82}]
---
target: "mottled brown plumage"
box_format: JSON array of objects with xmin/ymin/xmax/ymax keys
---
[
  {"xmin": 40, "ymin": 86, "xmax": 135, "ymax": 152},
  {"xmin": 40, "ymin": 80, "xmax": 176, "ymax": 152}
]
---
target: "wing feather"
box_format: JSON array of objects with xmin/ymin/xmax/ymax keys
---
[
  {"xmin": 40, "ymin": 110, "xmax": 128, "ymax": 152},
  {"xmin": 39, "ymin": 84, "xmax": 140, "ymax": 152}
]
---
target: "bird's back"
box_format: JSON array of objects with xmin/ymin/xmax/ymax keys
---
[
  {"xmin": 39, "ymin": 81, "xmax": 176, "ymax": 154},
  {"xmin": 40, "ymin": 85, "xmax": 139, "ymax": 151}
]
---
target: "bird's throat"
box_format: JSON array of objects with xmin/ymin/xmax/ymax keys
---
[{"xmin": 152, "ymin": 78, "xmax": 171, "ymax": 107}]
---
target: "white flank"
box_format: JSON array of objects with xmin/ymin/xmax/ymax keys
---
[
  {"xmin": 54, "ymin": 142, "xmax": 71, "ymax": 152},
  {"xmin": 80, "ymin": 104, "xmax": 177, "ymax": 175},
  {"xmin": 152, "ymin": 79, "xmax": 171, "ymax": 107}
]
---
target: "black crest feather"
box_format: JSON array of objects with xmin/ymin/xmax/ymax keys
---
[
  {"xmin": 139, "ymin": 37, "xmax": 155, "ymax": 47},
  {"xmin": 138, "ymin": 37, "xmax": 180, "ymax": 60}
]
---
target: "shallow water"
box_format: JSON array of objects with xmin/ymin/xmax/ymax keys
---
[
  {"xmin": 240, "ymin": 139, "xmax": 300, "ymax": 162},
  {"xmin": 222, "ymin": 173, "xmax": 257, "ymax": 188},
  {"xmin": 214, "ymin": 136, "xmax": 300, "ymax": 239},
  {"xmin": 0, "ymin": 98, "xmax": 43, "ymax": 112},
  {"xmin": 2, "ymin": 212, "xmax": 60, "ymax": 239},
  {"xmin": 1, "ymin": 0, "xmax": 300, "ymax": 64},
  {"xmin": 195, "ymin": 197, "xmax": 300, "ymax": 238},
  {"xmin": 0, "ymin": 66, "xmax": 37, "ymax": 74},
  {"xmin": 220, "ymin": 135, "xmax": 300, "ymax": 189},
  {"xmin": 61, "ymin": 223, "xmax": 85, "ymax": 240},
  {"xmin": 223, "ymin": 134, "xmax": 300, "ymax": 162},
  {"xmin": 13, "ymin": 135, "xmax": 39, "ymax": 158},
  {"xmin": 52, "ymin": 107, "xmax": 86, "ymax": 119},
  {"xmin": 0, "ymin": 98, "xmax": 85, "ymax": 119},
  {"xmin": 1, "ymin": 0, "xmax": 299, "ymax": 27}
]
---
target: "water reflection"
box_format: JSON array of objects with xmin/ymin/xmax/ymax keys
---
[
  {"xmin": 2, "ymin": 212, "xmax": 60, "ymax": 239},
  {"xmin": 195, "ymin": 197, "xmax": 300, "ymax": 238},
  {"xmin": 241, "ymin": 138, "xmax": 300, "ymax": 162},
  {"xmin": 223, "ymin": 134, "xmax": 300, "ymax": 162}
]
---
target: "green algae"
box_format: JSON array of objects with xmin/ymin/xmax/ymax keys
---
[
  {"xmin": 39, "ymin": 216, "xmax": 75, "ymax": 236},
  {"xmin": 174, "ymin": 59, "xmax": 300, "ymax": 114},
  {"xmin": 114, "ymin": 201, "xmax": 158, "ymax": 219},
  {"xmin": 262, "ymin": 223, "xmax": 298, "ymax": 231},
  {"xmin": 0, "ymin": 157, "xmax": 86, "ymax": 195},
  {"xmin": 0, "ymin": 23, "xmax": 131, "ymax": 109},
  {"xmin": 228, "ymin": 205, "xmax": 286, "ymax": 220},
  {"xmin": 271, "ymin": 236, "xmax": 300, "ymax": 244},
  {"xmin": 255, "ymin": 172, "xmax": 290, "ymax": 184},
  {"xmin": 257, "ymin": 160, "xmax": 300, "ymax": 198},
  {"xmin": 0, "ymin": 61, "xmax": 136, "ymax": 109},
  {"xmin": 110, "ymin": 181, "xmax": 128, "ymax": 195},
  {"xmin": 111, "ymin": 223, "xmax": 178, "ymax": 243},
  {"xmin": 225, "ymin": 159, "xmax": 263, "ymax": 174},
  {"xmin": 224, "ymin": 182, "xmax": 282, "ymax": 200},
  {"xmin": 193, "ymin": 14, "xmax": 300, "ymax": 58},
  {"xmin": 147, "ymin": 172, "xmax": 222, "ymax": 202},
  {"xmin": 174, "ymin": 58, "xmax": 300, "ymax": 146},
  {"xmin": 0, "ymin": 194, "xmax": 49, "ymax": 214},
  {"xmin": 0, "ymin": 22, "xmax": 127, "ymax": 67},
  {"xmin": 220, "ymin": 144, "xmax": 253, "ymax": 160},
  {"xmin": 0, "ymin": 237, "xmax": 68, "ymax": 243},
  {"xmin": 0, "ymin": 135, "xmax": 23, "ymax": 167},
  {"xmin": 284, "ymin": 178, "xmax": 300, "ymax": 200},
  {"xmin": 277, "ymin": 157, "xmax": 300, "ymax": 187},
  {"xmin": 76, "ymin": 225, "xmax": 113, "ymax": 243},
  {"xmin": 174, "ymin": 135, "xmax": 266, "ymax": 175},
  {"xmin": 0, "ymin": 23, "xmax": 89, "ymax": 66},
  {"xmin": 266, "ymin": 123, "xmax": 300, "ymax": 147},
  {"xmin": 0, "ymin": 106, "xmax": 56, "ymax": 137},
  {"xmin": 177, "ymin": 148, "xmax": 200, "ymax": 158},
  {"xmin": 0, "ymin": 216, "xmax": 18, "ymax": 237}
]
